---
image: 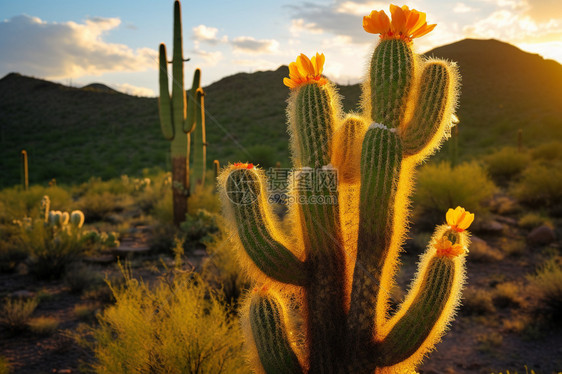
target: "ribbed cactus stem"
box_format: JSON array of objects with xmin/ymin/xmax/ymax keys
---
[
  {"xmin": 247, "ymin": 289, "xmax": 302, "ymax": 373},
  {"xmin": 332, "ymin": 116, "xmax": 367, "ymax": 184},
  {"xmin": 224, "ymin": 168, "xmax": 307, "ymax": 286},
  {"xmin": 348, "ymin": 125, "xmax": 402, "ymax": 349},
  {"xmin": 370, "ymin": 39, "xmax": 414, "ymax": 128},
  {"xmin": 377, "ymin": 256, "xmax": 457, "ymax": 367},
  {"xmin": 401, "ymin": 61, "xmax": 453, "ymax": 157},
  {"xmin": 292, "ymin": 84, "xmax": 335, "ymax": 168},
  {"xmin": 213, "ymin": 160, "xmax": 220, "ymax": 180}
]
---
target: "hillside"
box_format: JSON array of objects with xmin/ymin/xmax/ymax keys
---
[{"xmin": 1, "ymin": 38, "xmax": 561, "ymax": 187}]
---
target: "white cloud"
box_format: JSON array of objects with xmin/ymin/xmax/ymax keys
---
[
  {"xmin": 191, "ymin": 48, "xmax": 223, "ymax": 66},
  {"xmin": 192, "ymin": 24, "xmax": 227, "ymax": 44},
  {"xmin": 336, "ymin": 1, "xmax": 394, "ymax": 16},
  {"xmin": 231, "ymin": 36, "xmax": 279, "ymax": 54},
  {"xmin": 0, "ymin": 15, "xmax": 156, "ymax": 79},
  {"xmin": 453, "ymin": 3, "xmax": 476, "ymax": 13},
  {"xmin": 290, "ymin": 18, "xmax": 323, "ymax": 36},
  {"xmin": 112, "ymin": 83, "xmax": 155, "ymax": 97}
]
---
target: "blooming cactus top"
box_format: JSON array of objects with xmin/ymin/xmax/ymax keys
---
[
  {"xmin": 363, "ymin": 4, "xmax": 436, "ymax": 44},
  {"xmin": 434, "ymin": 236, "xmax": 464, "ymax": 258},
  {"xmin": 283, "ymin": 53, "xmax": 328, "ymax": 89},
  {"xmin": 446, "ymin": 206, "xmax": 475, "ymax": 233},
  {"xmin": 232, "ymin": 162, "xmax": 254, "ymax": 169}
]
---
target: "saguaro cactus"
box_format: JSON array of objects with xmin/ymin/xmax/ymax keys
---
[
  {"xmin": 21, "ymin": 149, "xmax": 28, "ymax": 190},
  {"xmin": 159, "ymin": 0, "xmax": 206, "ymax": 225},
  {"xmin": 219, "ymin": 4, "xmax": 472, "ymax": 373}
]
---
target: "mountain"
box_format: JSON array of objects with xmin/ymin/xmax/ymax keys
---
[{"xmin": 1, "ymin": 39, "xmax": 561, "ymax": 188}]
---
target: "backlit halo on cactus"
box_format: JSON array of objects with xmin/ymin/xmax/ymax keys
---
[
  {"xmin": 219, "ymin": 4, "xmax": 465, "ymax": 372},
  {"xmin": 363, "ymin": 4, "xmax": 436, "ymax": 43},
  {"xmin": 283, "ymin": 53, "xmax": 328, "ymax": 89}
]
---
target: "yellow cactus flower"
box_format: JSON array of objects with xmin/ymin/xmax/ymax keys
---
[
  {"xmin": 446, "ymin": 206, "xmax": 474, "ymax": 232},
  {"xmin": 283, "ymin": 53, "xmax": 328, "ymax": 89},
  {"xmin": 434, "ymin": 236, "xmax": 464, "ymax": 258},
  {"xmin": 363, "ymin": 4, "xmax": 436, "ymax": 43}
]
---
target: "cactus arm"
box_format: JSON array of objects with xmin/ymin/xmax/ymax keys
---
[
  {"xmin": 191, "ymin": 87, "xmax": 206, "ymax": 191},
  {"xmin": 374, "ymin": 254, "xmax": 465, "ymax": 368},
  {"xmin": 369, "ymin": 39, "xmax": 415, "ymax": 128},
  {"xmin": 184, "ymin": 69, "xmax": 201, "ymax": 134},
  {"xmin": 158, "ymin": 43, "xmax": 174, "ymax": 141},
  {"xmin": 242, "ymin": 288, "xmax": 303, "ymax": 374},
  {"xmin": 221, "ymin": 168, "xmax": 307, "ymax": 286},
  {"xmin": 400, "ymin": 60, "xmax": 459, "ymax": 160},
  {"xmin": 347, "ymin": 125, "xmax": 402, "ymax": 349}
]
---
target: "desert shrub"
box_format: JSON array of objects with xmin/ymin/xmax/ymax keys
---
[
  {"xmin": 531, "ymin": 140, "xmax": 562, "ymax": 162},
  {"xmin": 493, "ymin": 282, "xmax": 523, "ymax": 308},
  {"xmin": 468, "ymin": 239, "xmax": 504, "ymax": 262},
  {"xmin": 414, "ymin": 161, "xmax": 495, "ymax": 223},
  {"xmin": 0, "ymin": 356, "xmax": 11, "ymax": 374},
  {"xmin": 18, "ymin": 220, "xmax": 87, "ymax": 279},
  {"xmin": 77, "ymin": 191, "xmax": 133, "ymax": 222},
  {"xmin": 81, "ymin": 268, "xmax": 248, "ymax": 373},
  {"xmin": 527, "ymin": 258, "xmax": 562, "ymax": 323},
  {"xmin": 180, "ymin": 209, "xmax": 219, "ymax": 249},
  {"xmin": 0, "ymin": 185, "xmax": 72, "ymax": 224},
  {"xmin": 476, "ymin": 332, "xmax": 503, "ymax": 353},
  {"xmin": 499, "ymin": 239, "xmax": 526, "ymax": 257},
  {"xmin": 64, "ymin": 263, "xmax": 104, "ymax": 293},
  {"xmin": 518, "ymin": 212, "xmax": 553, "ymax": 230},
  {"xmin": 189, "ymin": 178, "xmax": 221, "ymax": 215},
  {"xmin": 28, "ymin": 316, "xmax": 60, "ymax": 335},
  {"xmin": 0, "ymin": 224, "xmax": 28, "ymax": 272},
  {"xmin": 512, "ymin": 164, "xmax": 562, "ymax": 211},
  {"xmin": 202, "ymin": 230, "xmax": 252, "ymax": 306},
  {"xmin": 0, "ymin": 297, "xmax": 38, "ymax": 331},
  {"xmin": 484, "ymin": 147, "xmax": 530, "ymax": 184},
  {"xmin": 462, "ymin": 287, "xmax": 495, "ymax": 315},
  {"xmin": 491, "ymin": 366, "xmax": 538, "ymax": 374}
]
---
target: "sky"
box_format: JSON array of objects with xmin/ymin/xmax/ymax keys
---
[{"xmin": 1, "ymin": 0, "xmax": 561, "ymax": 96}]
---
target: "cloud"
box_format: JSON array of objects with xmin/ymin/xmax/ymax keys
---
[
  {"xmin": 192, "ymin": 24, "xmax": 227, "ymax": 44},
  {"xmin": 0, "ymin": 15, "xmax": 156, "ymax": 79},
  {"xmin": 453, "ymin": 3, "xmax": 476, "ymax": 13},
  {"xmin": 111, "ymin": 83, "xmax": 155, "ymax": 97},
  {"xmin": 190, "ymin": 48, "xmax": 223, "ymax": 66},
  {"xmin": 231, "ymin": 36, "xmax": 279, "ymax": 54}
]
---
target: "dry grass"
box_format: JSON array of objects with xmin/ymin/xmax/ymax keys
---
[
  {"xmin": 493, "ymin": 282, "xmax": 523, "ymax": 308},
  {"xmin": 0, "ymin": 298, "xmax": 38, "ymax": 331},
  {"xmin": 527, "ymin": 258, "xmax": 562, "ymax": 323},
  {"xmin": 28, "ymin": 316, "xmax": 60, "ymax": 335},
  {"xmin": 476, "ymin": 331, "xmax": 503, "ymax": 353},
  {"xmin": 462, "ymin": 287, "xmax": 496, "ymax": 315},
  {"xmin": 468, "ymin": 239, "xmax": 504, "ymax": 262}
]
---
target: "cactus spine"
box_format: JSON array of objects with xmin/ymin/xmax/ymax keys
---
[
  {"xmin": 220, "ymin": 5, "xmax": 468, "ymax": 373},
  {"xmin": 158, "ymin": 0, "xmax": 206, "ymax": 225}
]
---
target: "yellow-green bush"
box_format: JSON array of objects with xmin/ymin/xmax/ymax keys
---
[
  {"xmin": 0, "ymin": 185, "xmax": 71, "ymax": 223},
  {"xmin": 414, "ymin": 161, "xmax": 496, "ymax": 222},
  {"xmin": 484, "ymin": 147, "xmax": 530, "ymax": 184},
  {"xmin": 512, "ymin": 164, "xmax": 562, "ymax": 210},
  {"xmin": 28, "ymin": 316, "xmax": 60, "ymax": 335},
  {"xmin": 0, "ymin": 356, "xmax": 11, "ymax": 374},
  {"xmin": 531, "ymin": 140, "xmax": 562, "ymax": 162},
  {"xmin": 518, "ymin": 212, "xmax": 553, "ymax": 230},
  {"xmin": 83, "ymin": 268, "xmax": 248, "ymax": 373},
  {"xmin": 527, "ymin": 258, "xmax": 562, "ymax": 323},
  {"xmin": 0, "ymin": 297, "xmax": 38, "ymax": 331}
]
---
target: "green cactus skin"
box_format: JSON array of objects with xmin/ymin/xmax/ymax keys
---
[
  {"xmin": 158, "ymin": 0, "xmax": 206, "ymax": 225},
  {"xmin": 370, "ymin": 39, "xmax": 415, "ymax": 128},
  {"xmin": 226, "ymin": 169, "xmax": 307, "ymax": 286},
  {"xmin": 220, "ymin": 35, "xmax": 462, "ymax": 373},
  {"xmin": 347, "ymin": 125, "xmax": 402, "ymax": 351},
  {"xmin": 247, "ymin": 289, "xmax": 302, "ymax": 373},
  {"xmin": 401, "ymin": 62, "xmax": 452, "ymax": 156},
  {"xmin": 21, "ymin": 150, "xmax": 28, "ymax": 191}
]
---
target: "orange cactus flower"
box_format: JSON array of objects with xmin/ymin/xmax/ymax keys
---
[
  {"xmin": 446, "ymin": 206, "xmax": 474, "ymax": 232},
  {"xmin": 283, "ymin": 53, "xmax": 328, "ymax": 89},
  {"xmin": 233, "ymin": 162, "xmax": 254, "ymax": 169},
  {"xmin": 434, "ymin": 236, "xmax": 464, "ymax": 258},
  {"xmin": 363, "ymin": 4, "xmax": 436, "ymax": 44}
]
